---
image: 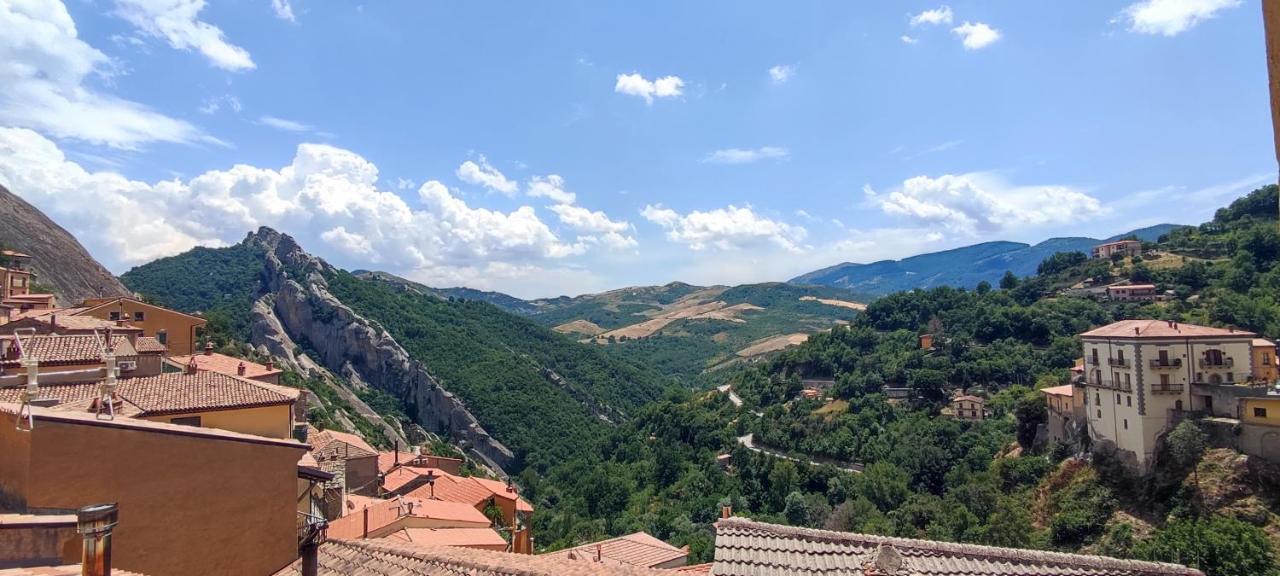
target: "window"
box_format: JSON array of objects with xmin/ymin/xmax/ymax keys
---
[
  {"xmin": 1117, "ymin": 350, "xmax": 1126, "ymax": 363},
  {"xmin": 1125, "ymin": 373, "xmax": 1131, "ymax": 387},
  {"xmin": 1116, "ymin": 393, "xmax": 1121, "ymax": 405},
  {"xmin": 133, "ymin": 311, "xmax": 145, "ymax": 321},
  {"xmin": 1126, "ymin": 396, "xmax": 1132, "ymax": 407},
  {"xmin": 1160, "ymin": 374, "xmax": 1169, "ymax": 386},
  {"xmin": 1226, "ymin": 372, "xmax": 1234, "ymax": 383},
  {"xmin": 1158, "ymin": 349, "xmax": 1169, "ymax": 364},
  {"xmin": 1091, "ymin": 349, "xmax": 1099, "ymax": 365},
  {"xmin": 1095, "ymin": 393, "xmax": 1101, "ymax": 405},
  {"xmin": 170, "ymin": 416, "xmax": 201, "ymax": 427},
  {"xmin": 1196, "ymin": 372, "xmax": 1203, "ymax": 383},
  {"xmin": 1255, "ymin": 407, "xmax": 1268, "ymax": 418},
  {"xmin": 1123, "ymin": 419, "xmax": 1128, "ymax": 430},
  {"xmin": 157, "ymin": 330, "xmax": 168, "ymax": 345},
  {"xmin": 109, "ymin": 311, "xmax": 120, "ymax": 321},
  {"xmin": 1096, "ymin": 409, "xmax": 1102, "ymax": 418}
]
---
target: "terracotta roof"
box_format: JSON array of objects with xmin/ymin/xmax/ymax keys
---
[
  {"xmin": 169, "ymin": 351, "xmax": 282, "ymax": 379},
  {"xmin": 390, "ymin": 527, "xmax": 508, "ymax": 548},
  {"xmin": 1081, "ymin": 319, "xmax": 1254, "ymax": 340},
  {"xmin": 134, "ymin": 336, "xmax": 168, "ymax": 353},
  {"xmin": 675, "ymin": 564, "xmax": 713, "ymax": 573},
  {"xmin": 272, "ymin": 538, "xmax": 677, "ymax": 576},
  {"xmin": 344, "ymin": 494, "xmax": 386, "ymax": 516},
  {"xmin": 377, "ymin": 450, "xmax": 418, "ymax": 473},
  {"xmin": 1254, "ymin": 338, "xmax": 1277, "ymax": 348},
  {"xmin": 0, "ymin": 402, "xmax": 306, "ymax": 449},
  {"xmin": 543, "ymin": 532, "xmax": 687, "ymax": 569},
  {"xmin": 952, "ymin": 395, "xmax": 984, "ymax": 404},
  {"xmin": 0, "ymin": 383, "xmax": 100, "ymax": 405},
  {"xmin": 0, "ymin": 334, "xmax": 136, "ymax": 367},
  {"xmin": 408, "ymin": 474, "xmax": 496, "ymax": 508},
  {"xmin": 1040, "ymin": 385, "xmax": 1075, "ymax": 397},
  {"xmin": 403, "ymin": 498, "xmax": 492, "ymax": 525},
  {"xmin": 711, "ymin": 517, "xmax": 1202, "ymax": 576},
  {"xmin": 1106, "ymin": 284, "xmax": 1156, "ymax": 290},
  {"xmin": 312, "ymin": 427, "xmax": 376, "ymax": 458},
  {"xmin": 384, "ymin": 467, "xmax": 434, "ymax": 492},
  {"xmin": 7, "ymin": 313, "xmax": 141, "ymax": 332},
  {"xmin": 77, "ymin": 297, "xmax": 207, "ymax": 323},
  {"xmin": 0, "ymin": 566, "xmax": 146, "ymax": 576},
  {"xmin": 469, "ymin": 476, "xmax": 534, "ymax": 512},
  {"xmin": 115, "ymin": 371, "xmax": 295, "ymax": 417},
  {"xmin": 10, "ymin": 307, "xmax": 87, "ymax": 321},
  {"xmin": 329, "ymin": 497, "xmax": 405, "ymax": 539}
]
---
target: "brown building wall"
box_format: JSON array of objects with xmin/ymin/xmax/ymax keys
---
[
  {"xmin": 0, "ymin": 410, "xmax": 305, "ymax": 576},
  {"xmin": 79, "ymin": 300, "xmax": 205, "ymax": 356}
]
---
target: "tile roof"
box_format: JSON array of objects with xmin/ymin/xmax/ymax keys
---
[
  {"xmin": 403, "ymin": 498, "xmax": 492, "ymax": 525},
  {"xmin": 115, "ymin": 371, "xmax": 295, "ymax": 417},
  {"xmin": 0, "ymin": 566, "xmax": 146, "ymax": 576},
  {"xmin": 272, "ymin": 538, "xmax": 677, "ymax": 576},
  {"xmin": 328, "ymin": 497, "xmax": 405, "ymax": 539},
  {"xmin": 711, "ymin": 517, "xmax": 1202, "ymax": 576},
  {"xmin": 390, "ymin": 527, "xmax": 508, "ymax": 548},
  {"xmin": 0, "ymin": 383, "xmax": 100, "ymax": 405},
  {"xmin": 0, "ymin": 334, "xmax": 136, "ymax": 367},
  {"xmin": 344, "ymin": 494, "xmax": 386, "ymax": 516},
  {"xmin": 675, "ymin": 564, "xmax": 713, "ymax": 573},
  {"xmin": 1107, "ymin": 284, "xmax": 1156, "ymax": 290},
  {"xmin": 405, "ymin": 473, "xmax": 495, "ymax": 508},
  {"xmin": 1081, "ymin": 319, "xmax": 1254, "ymax": 340},
  {"xmin": 376, "ymin": 450, "xmax": 418, "ymax": 473},
  {"xmin": 1253, "ymin": 338, "xmax": 1277, "ymax": 348},
  {"xmin": 78, "ymin": 297, "xmax": 207, "ymax": 323},
  {"xmin": 9, "ymin": 313, "xmax": 141, "ymax": 332},
  {"xmin": 0, "ymin": 402, "xmax": 306, "ymax": 449},
  {"xmin": 469, "ymin": 476, "xmax": 534, "ymax": 512},
  {"xmin": 9, "ymin": 307, "xmax": 87, "ymax": 321},
  {"xmin": 1040, "ymin": 385, "xmax": 1075, "ymax": 397},
  {"xmin": 169, "ymin": 351, "xmax": 282, "ymax": 379},
  {"xmin": 133, "ymin": 336, "xmax": 168, "ymax": 353},
  {"xmin": 543, "ymin": 532, "xmax": 687, "ymax": 568},
  {"xmin": 952, "ymin": 395, "xmax": 984, "ymax": 404}
]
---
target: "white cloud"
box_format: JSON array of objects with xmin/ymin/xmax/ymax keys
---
[
  {"xmin": 456, "ymin": 156, "xmax": 518, "ymax": 196},
  {"xmin": 549, "ymin": 204, "xmax": 637, "ymax": 250},
  {"xmin": 258, "ymin": 115, "xmax": 312, "ymax": 132},
  {"xmin": 527, "ymin": 174, "xmax": 576, "ymax": 204},
  {"xmin": 271, "ymin": 0, "xmax": 296, "ymax": 22},
  {"xmin": 614, "ymin": 73, "xmax": 684, "ymax": 104},
  {"xmin": 1118, "ymin": 0, "xmax": 1239, "ymax": 36},
  {"xmin": 909, "ymin": 6, "xmax": 953, "ymax": 27},
  {"xmin": 870, "ymin": 172, "xmax": 1102, "ymax": 235},
  {"xmin": 0, "ymin": 0, "xmax": 210, "ymax": 149},
  {"xmin": 199, "ymin": 94, "xmax": 241, "ymax": 115},
  {"xmin": 113, "ymin": 0, "xmax": 255, "ymax": 71},
  {"xmin": 900, "ymin": 35, "xmax": 919, "ymax": 44},
  {"xmin": 395, "ymin": 177, "xmax": 416, "ymax": 191},
  {"xmin": 701, "ymin": 147, "xmax": 790, "ymax": 165},
  {"xmin": 0, "ymin": 128, "xmax": 629, "ymax": 286},
  {"xmin": 768, "ymin": 65, "xmax": 794, "ymax": 84},
  {"xmin": 641, "ymin": 204, "xmax": 807, "ymax": 252},
  {"xmin": 952, "ymin": 22, "xmax": 1001, "ymax": 50}
]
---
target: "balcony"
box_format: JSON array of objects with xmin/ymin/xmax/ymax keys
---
[
  {"xmin": 1198, "ymin": 357, "xmax": 1234, "ymax": 370},
  {"xmin": 1149, "ymin": 358, "xmax": 1183, "ymax": 369},
  {"xmin": 1107, "ymin": 357, "xmax": 1130, "ymax": 368},
  {"xmin": 1150, "ymin": 383, "xmax": 1184, "ymax": 394},
  {"xmin": 1088, "ymin": 379, "xmax": 1133, "ymax": 393}
]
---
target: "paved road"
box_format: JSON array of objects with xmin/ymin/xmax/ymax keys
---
[{"xmin": 735, "ymin": 433, "xmax": 863, "ymax": 474}]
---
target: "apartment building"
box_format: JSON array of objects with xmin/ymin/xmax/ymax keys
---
[
  {"xmin": 1253, "ymin": 338, "xmax": 1279, "ymax": 383},
  {"xmin": 1079, "ymin": 319, "xmax": 1257, "ymax": 470},
  {"xmin": 1091, "ymin": 239, "xmax": 1142, "ymax": 259},
  {"xmin": 1105, "ymin": 284, "xmax": 1159, "ymax": 302},
  {"xmin": 950, "ymin": 395, "xmax": 985, "ymax": 421},
  {"xmin": 77, "ymin": 297, "xmax": 207, "ymax": 355}
]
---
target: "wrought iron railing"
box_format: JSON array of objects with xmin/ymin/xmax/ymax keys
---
[
  {"xmin": 1198, "ymin": 357, "xmax": 1234, "ymax": 369},
  {"xmin": 1149, "ymin": 358, "xmax": 1182, "ymax": 369}
]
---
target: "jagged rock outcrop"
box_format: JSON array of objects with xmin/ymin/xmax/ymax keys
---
[
  {"xmin": 245, "ymin": 227, "xmax": 515, "ymax": 470},
  {"xmin": 0, "ymin": 185, "xmax": 130, "ymax": 304}
]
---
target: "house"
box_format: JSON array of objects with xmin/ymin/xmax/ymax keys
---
[
  {"xmin": 1041, "ymin": 384, "xmax": 1079, "ymax": 446},
  {"xmin": 0, "ymin": 402, "xmax": 309, "ymax": 576},
  {"xmin": 541, "ymin": 532, "xmax": 688, "ymax": 569},
  {"xmin": 75, "ymin": 297, "xmax": 206, "ymax": 355},
  {"xmin": 384, "ymin": 465, "xmax": 534, "ymax": 553},
  {"xmin": 378, "ymin": 449, "xmax": 464, "ymax": 476},
  {"xmin": 710, "ymin": 516, "xmax": 1200, "ymax": 576},
  {"xmin": 1105, "ymin": 284, "xmax": 1159, "ymax": 302},
  {"xmin": 1079, "ymin": 319, "xmax": 1258, "ymax": 471},
  {"xmin": 273, "ymin": 538, "xmax": 678, "ymax": 576},
  {"xmin": 1252, "ymin": 338, "xmax": 1278, "ymax": 383},
  {"xmin": 1239, "ymin": 394, "xmax": 1280, "ymax": 461},
  {"xmin": 310, "ymin": 426, "xmax": 381, "ymax": 495},
  {"xmin": 3, "ymin": 315, "xmax": 166, "ymax": 376},
  {"xmin": 950, "ymin": 395, "xmax": 985, "ymax": 421},
  {"xmin": 0, "ymin": 251, "xmax": 56, "ymax": 314},
  {"xmin": 326, "ymin": 496, "xmax": 497, "ymax": 540},
  {"xmin": 1092, "ymin": 239, "xmax": 1142, "ymax": 259},
  {"xmin": 170, "ymin": 342, "xmax": 284, "ymax": 385},
  {"xmin": 919, "ymin": 333, "xmax": 934, "ymax": 350}
]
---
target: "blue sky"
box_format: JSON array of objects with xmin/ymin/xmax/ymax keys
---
[{"xmin": 0, "ymin": 0, "xmax": 1274, "ymax": 298}]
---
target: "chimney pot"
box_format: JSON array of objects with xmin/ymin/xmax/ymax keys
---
[
  {"xmin": 186, "ymin": 358, "xmax": 198, "ymax": 375},
  {"xmin": 77, "ymin": 503, "xmax": 117, "ymax": 576},
  {"xmin": 721, "ymin": 505, "xmax": 732, "ymax": 519},
  {"xmin": 265, "ymin": 359, "xmax": 274, "ymax": 371},
  {"xmin": 236, "ymin": 361, "xmax": 246, "ymax": 376},
  {"xmin": 204, "ymin": 342, "xmax": 214, "ymax": 355}
]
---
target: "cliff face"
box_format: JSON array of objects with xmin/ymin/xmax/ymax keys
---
[
  {"xmin": 0, "ymin": 185, "xmax": 130, "ymax": 304},
  {"xmin": 245, "ymin": 228, "xmax": 515, "ymax": 470}
]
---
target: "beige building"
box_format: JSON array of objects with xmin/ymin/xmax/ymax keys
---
[
  {"xmin": 77, "ymin": 297, "xmax": 207, "ymax": 355},
  {"xmin": 1091, "ymin": 239, "xmax": 1142, "ymax": 259},
  {"xmin": 951, "ymin": 395, "xmax": 985, "ymax": 421},
  {"xmin": 1105, "ymin": 284, "xmax": 1159, "ymax": 302},
  {"xmin": 1080, "ymin": 320, "xmax": 1257, "ymax": 470},
  {"xmin": 1041, "ymin": 384, "xmax": 1078, "ymax": 446}
]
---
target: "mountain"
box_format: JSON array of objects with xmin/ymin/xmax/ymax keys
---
[
  {"xmin": 351, "ymin": 270, "xmax": 540, "ymax": 314},
  {"xmin": 121, "ymin": 228, "xmax": 672, "ymax": 471},
  {"xmin": 790, "ymin": 224, "xmax": 1185, "ymax": 296},
  {"xmin": 0, "ymin": 184, "xmax": 130, "ymax": 304}
]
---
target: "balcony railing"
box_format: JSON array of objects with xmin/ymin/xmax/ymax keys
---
[
  {"xmin": 297, "ymin": 511, "xmax": 327, "ymax": 546},
  {"xmin": 1107, "ymin": 357, "xmax": 1130, "ymax": 368},
  {"xmin": 1149, "ymin": 358, "xmax": 1183, "ymax": 369},
  {"xmin": 1088, "ymin": 379, "xmax": 1133, "ymax": 392},
  {"xmin": 1150, "ymin": 384, "xmax": 1184, "ymax": 394},
  {"xmin": 1198, "ymin": 357, "xmax": 1234, "ymax": 370}
]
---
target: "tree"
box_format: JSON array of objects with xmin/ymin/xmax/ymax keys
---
[
  {"xmin": 784, "ymin": 491, "xmax": 811, "ymax": 526},
  {"xmin": 984, "ymin": 496, "xmax": 1034, "ymax": 548},
  {"xmin": 976, "ymin": 281, "xmax": 992, "ymax": 295},
  {"xmin": 1134, "ymin": 516, "xmax": 1278, "ymax": 576},
  {"xmin": 1165, "ymin": 421, "xmax": 1206, "ymax": 473},
  {"xmin": 1000, "ymin": 271, "xmax": 1020, "ymax": 290},
  {"xmin": 1013, "ymin": 389, "xmax": 1047, "ymax": 450},
  {"xmin": 1037, "ymin": 251, "xmax": 1088, "ymax": 276}
]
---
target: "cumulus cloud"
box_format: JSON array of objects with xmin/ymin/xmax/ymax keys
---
[
  {"xmin": 0, "ymin": 0, "xmax": 210, "ymax": 148},
  {"xmin": 641, "ymin": 204, "xmax": 807, "ymax": 252},
  {"xmin": 768, "ymin": 65, "xmax": 794, "ymax": 84},
  {"xmin": 951, "ymin": 22, "xmax": 1001, "ymax": 50},
  {"xmin": 113, "ymin": 0, "xmax": 255, "ymax": 71},
  {"xmin": 456, "ymin": 156, "xmax": 518, "ymax": 196},
  {"xmin": 909, "ymin": 6, "xmax": 953, "ymax": 27},
  {"xmin": 1118, "ymin": 0, "xmax": 1239, "ymax": 36},
  {"xmin": 271, "ymin": 0, "xmax": 296, "ymax": 22},
  {"xmin": 549, "ymin": 204, "xmax": 637, "ymax": 250},
  {"xmin": 527, "ymin": 174, "xmax": 576, "ymax": 205},
  {"xmin": 0, "ymin": 128, "xmax": 630, "ymax": 284},
  {"xmin": 868, "ymin": 173, "xmax": 1102, "ymax": 235},
  {"xmin": 701, "ymin": 147, "xmax": 790, "ymax": 165},
  {"xmin": 614, "ymin": 73, "xmax": 684, "ymax": 104}
]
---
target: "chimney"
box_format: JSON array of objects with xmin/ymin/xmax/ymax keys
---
[
  {"xmin": 204, "ymin": 342, "xmax": 214, "ymax": 356},
  {"xmin": 50, "ymin": 314, "xmax": 56, "ymax": 330},
  {"xmin": 721, "ymin": 505, "xmax": 732, "ymax": 519},
  {"xmin": 394, "ymin": 440, "xmax": 400, "ymax": 466},
  {"xmin": 1134, "ymin": 327, "xmax": 1140, "ymax": 336},
  {"xmin": 595, "ymin": 544, "xmax": 602, "ymax": 562},
  {"xmin": 185, "ymin": 357, "xmax": 198, "ymax": 375},
  {"xmin": 236, "ymin": 362, "xmax": 246, "ymax": 376},
  {"xmin": 265, "ymin": 358, "xmax": 274, "ymax": 371},
  {"xmin": 293, "ymin": 422, "xmax": 309, "ymax": 443},
  {"xmin": 77, "ymin": 503, "xmax": 117, "ymax": 576}
]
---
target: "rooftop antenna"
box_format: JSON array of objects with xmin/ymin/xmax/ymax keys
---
[
  {"xmin": 92, "ymin": 328, "xmax": 117, "ymax": 421},
  {"xmin": 13, "ymin": 327, "xmax": 38, "ymax": 431}
]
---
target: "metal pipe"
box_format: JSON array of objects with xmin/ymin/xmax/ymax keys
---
[{"xmin": 77, "ymin": 503, "xmax": 118, "ymax": 576}]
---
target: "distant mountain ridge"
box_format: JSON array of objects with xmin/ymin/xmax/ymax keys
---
[
  {"xmin": 790, "ymin": 224, "xmax": 1184, "ymax": 296},
  {"xmin": 0, "ymin": 184, "xmax": 130, "ymax": 304}
]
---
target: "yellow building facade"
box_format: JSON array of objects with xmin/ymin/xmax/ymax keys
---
[{"xmin": 77, "ymin": 297, "xmax": 206, "ymax": 355}]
